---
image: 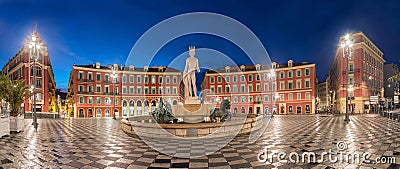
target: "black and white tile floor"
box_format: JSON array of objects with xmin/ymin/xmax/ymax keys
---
[{"xmin": 0, "ymin": 114, "xmax": 400, "ymax": 168}]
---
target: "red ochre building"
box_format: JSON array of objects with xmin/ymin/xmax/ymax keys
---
[
  {"xmin": 202, "ymin": 60, "xmax": 317, "ymax": 115},
  {"xmin": 329, "ymin": 32, "xmax": 384, "ymax": 114},
  {"xmin": 67, "ymin": 62, "xmax": 182, "ymax": 118},
  {"xmin": 1, "ymin": 31, "xmax": 57, "ymax": 113}
]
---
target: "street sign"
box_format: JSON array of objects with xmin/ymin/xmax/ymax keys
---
[
  {"xmin": 370, "ymin": 96, "xmax": 379, "ymax": 104},
  {"xmin": 395, "ymin": 96, "xmax": 399, "ymax": 104}
]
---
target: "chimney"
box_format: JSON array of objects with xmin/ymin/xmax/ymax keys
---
[
  {"xmin": 288, "ymin": 60, "xmax": 293, "ymax": 67},
  {"xmin": 95, "ymin": 62, "xmax": 100, "ymax": 69},
  {"xmin": 240, "ymin": 65, "xmax": 246, "ymax": 72}
]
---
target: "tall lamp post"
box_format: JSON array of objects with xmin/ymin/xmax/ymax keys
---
[
  {"xmin": 29, "ymin": 33, "xmax": 41, "ymax": 130},
  {"xmin": 267, "ymin": 69, "xmax": 276, "ymax": 115},
  {"xmin": 110, "ymin": 66, "xmax": 118, "ymax": 120},
  {"xmin": 341, "ymin": 33, "xmax": 353, "ymax": 122}
]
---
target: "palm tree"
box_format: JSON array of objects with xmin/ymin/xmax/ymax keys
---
[{"xmin": 0, "ymin": 75, "xmax": 28, "ymax": 116}]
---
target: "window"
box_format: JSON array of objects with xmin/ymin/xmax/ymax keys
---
[
  {"xmin": 210, "ymin": 86, "xmax": 215, "ymax": 92},
  {"xmin": 122, "ymin": 75, "xmax": 127, "ymax": 83},
  {"xmin": 78, "ymin": 85, "xmax": 84, "ymax": 92},
  {"xmin": 104, "ymin": 74, "xmax": 109, "ymax": 82},
  {"xmin": 166, "ymin": 76, "xmax": 170, "ymax": 84},
  {"xmin": 145, "ymin": 76, "xmax": 149, "ymax": 83},
  {"xmin": 248, "ymin": 96, "xmax": 253, "ymax": 102},
  {"xmin": 96, "ymin": 85, "xmax": 101, "ymax": 93},
  {"xmin": 137, "ymin": 76, "xmax": 142, "ymax": 83},
  {"xmin": 129, "ymin": 87, "xmax": 134, "ymax": 94},
  {"xmin": 78, "ymin": 71, "xmax": 84, "ymax": 80},
  {"xmin": 233, "ymin": 75, "xmax": 237, "ymax": 82},
  {"xmin": 349, "ymin": 62, "xmax": 354, "ymax": 72},
  {"xmin": 288, "ymin": 81, "xmax": 293, "ymax": 89},
  {"xmin": 272, "ymin": 82, "xmax": 276, "ymax": 91},
  {"xmin": 248, "ymin": 75, "xmax": 253, "ymax": 82},
  {"xmin": 248, "ymin": 85, "xmax": 253, "ymax": 92},
  {"xmin": 288, "ymin": 71, "xmax": 293, "ymax": 78},
  {"xmin": 173, "ymin": 76, "xmax": 177, "ymax": 84},
  {"xmin": 159, "ymin": 87, "xmax": 163, "ymax": 94},
  {"xmin": 159, "ymin": 76, "xmax": 163, "ymax": 83},
  {"xmin": 122, "ymin": 87, "xmax": 127, "ymax": 94},
  {"xmin": 297, "ymin": 93, "xmax": 301, "ymax": 100},
  {"xmin": 280, "ymin": 94, "xmax": 284, "ymax": 100},
  {"xmin": 305, "ymin": 68, "xmax": 310, "ymax": 76},
  {"xmin": 256, "ymin": 74, "xmax": 260, "ymax": 81},
  {"xmin": 296, "ymin": 70, "xmax": 301, "ymax": 77},
  {"xmin": 305, "ymin": 79, "xmax": 311, "ymax": 88},
  {"xmin": 264, "ymin": 83, "xmax": 269, "ymax": 91},
  {"xmin": 240, "ymin": 96, "xmax": 246, "ymax": 102},
  {"xmin": 240, "ymin": 85, "xmax": 245, "ymax": 93},
  {"xmin": 264, "ymin": 95, "xmax": 269, "ymax": 101},
  {"xmin": 288, "ymin": 93, "xmax": 293, "ymax": 100},
  {"xmin": 280, "ymin": 81, "xmax": 285, "ymax": 90},
  {"xmin": 241, "ymin": 75, "xmax": 245, "ymax": 82},
  {"xmin": 96, "ymin": 73, "xmax": 101, "ymax": 81},
  {"xmin": 88, "ymin": 97, "xmax": 93, "ymax": 104},
  {"xmin": 233, "ymin": 97, "xmax": 238, "ymax": 103},
  {"xmin": 296, "ymin": 81, "xmax": 301, "ymax": 89},
  {"xmin": 151, "ymin": 87, "xmax": 156, "ymax": 94},
  {"xmin": 210, "ymin": 77, "xmax": 215, "ymax": 83},
  {"xmin": 225, "ymin": 86, "xmax": 230, "ymax": 93},
  {"xmin": 129, "ymin": 75, "xmax": 134, "ymax": 83},
  {"xmin": 280, "ymin": 72, "xmax": 285, "ymax": 79},
  {"xmin": 232, "ymin": 85, "xmax": 238, "ymax": 92},
  {"xmin": 96, "ymin": 97, "xmax": 101, "ymax": 104},
  {"xmin": 104, "ymin": 86, "xmax": 110, "ymax": 93},
  {"xmin": 79, "ymin": 96, "xmax": 84, "ymax": 104},
  {"xmin": 105, "ymin": 98, "xmax": 110, "ymax": 105},
  {"xmin": 217, "ymin": 86, "xmax": 222, "ymax": 93},
  {"xmin": 88, "ymin": 72, "xmax": 93, "ymax": 80},
  {"xmin": 217, "ymin": 76, "xmax": 222, "ymax": 83},
  {"xmin": 151, "ymin": 76, "xmax": 156, "ymax": 84},
  {"xmin": 88, "ymin": 86, "xmax": 93, "ymax": 93},
  {"xmin": 137, "ymin": 87, "xmax": 142, "ymax": 94},
  {"xmin": 256, "ymin": 84, "xmax": 260, "ymax": 92},
  {"xmin": 172, "ymin": 87, "xmax": 177, "ymax": 94},
  {"xmin": 225, "ymin": 76, "xmax": 230, "ymax": 83},
  {"xmin": 166, "ymin": 87, "xmax": 170, "ymax": 94},
  {"xmin": 305, "ymin": 92, "xmax": 310, "ymax": 100},
  {"xmin": 144, "ymin": 87, "xmax": 149, "ymax": 94}
]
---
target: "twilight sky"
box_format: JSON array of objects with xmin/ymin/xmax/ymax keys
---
[{"xmin": 1, "ymin": 0, "xmax": 400, "ymax": 90}]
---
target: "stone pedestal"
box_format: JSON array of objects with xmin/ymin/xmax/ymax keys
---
[
  {"xmin": 172, "ymin": 103, "xmax": 214, "ymax": 123},
  {"xmin": 184, "ymin": 96, "xmax": 200, "ymax": 105}
]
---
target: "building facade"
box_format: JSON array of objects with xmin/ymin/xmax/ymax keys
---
[
  {"xmin": 1, "ymin": 31, "xmax": 57, "ymax": 113},
  {"xmin": 202, "ymin": 60, "xmax": 317, "ymax": 115},
  {"xmin": 384, "ymin": 63, "xmax": 399, "ymax": 99},
  {"xmin": 67, "ymin": 63, "xmax": 182, "ymax": 118},
  {"xmin": 317, "ymin": 81, "xmax": 330, "ymax": 112},
  {"xmin": 329, "ymin": 32, "xmax": 385, "ymax": 114}
]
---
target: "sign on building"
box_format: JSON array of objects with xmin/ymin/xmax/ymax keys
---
[
  {"xmin": 394, "ymin": 96, "xmax": 399, "ymax": 104},
  {"xmin": 370, "ymin": 95, "xmax": 379, "ymax": 104}
]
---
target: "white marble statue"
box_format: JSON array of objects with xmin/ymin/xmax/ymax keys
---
[{"xmin": 183, "ymin": 46, "xmax": 200, "ymax": 98}]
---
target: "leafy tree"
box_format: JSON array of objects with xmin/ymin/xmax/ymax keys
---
[{"xmin": 0, "ymin": 75, "xmax": 28, "ymax": 116}]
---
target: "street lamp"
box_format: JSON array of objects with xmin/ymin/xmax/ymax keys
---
[
  {"xmin": 110, "ymin": 66, "xmax": 118, "ymax": 120},
  {"xmin": 29, "ymin": 33, "xmax": 41, "ymax": 131},
  {"xmin": 341, "ymin": 33, "xmax": 353, "ymax": 122}
]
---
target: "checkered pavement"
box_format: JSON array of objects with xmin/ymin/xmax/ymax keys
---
[{"xmin": 0, "ymin": 115, "xmax": 400, "ymax": 168}]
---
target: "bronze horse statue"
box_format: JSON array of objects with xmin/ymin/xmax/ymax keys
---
[{"xmin": 210, "ymin": 99, "xmax": 232, "ymax": 122}]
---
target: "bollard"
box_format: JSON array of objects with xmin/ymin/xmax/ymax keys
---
[{"xmin": 398, "ymin": 114, "xmax": 400, "ymax": 122}]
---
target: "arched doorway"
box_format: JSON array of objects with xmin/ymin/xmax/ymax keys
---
[
  {"xmin": 114, "ymin": 108, "xmax": 119, "ymax": 117},
  {"xmin": 296, "ymin": 105, "xmax": 302, "ymax": 114},
  {"xmin": 249, "ymin": 107, "xmax": 253, "ymax": 114},
  {"xmin": 88, "ymin": 109, "xmax": 93, "ymax": 117},
  {"xmin": 137, "ymin": 100, "xmax": 142, "ymax": 115},
  {"xmin": 234, "ymin": 108, "xmax": 238, "ymax": 114},
  {"xmin": 265, "ymin": 106, "xmax": 269, "ymax": 114},
  {"xmin": 129, "ymin": 100, "xmax": 135, "ymax": 116},
  {"xmin": 122, "ymin": 100, "xmax": 128, "ymax": 117},
  {"xmin": 173, "ymin": 100, "xmax": 178, "ymax": 105},
  {"xmin": 105, "ymin": 109, "xmax": 110, "ymax": 117},
  {"xmin": 96, "ymin": 109, "xmax": 102, "ymax": 117},
  {"xmin": 288, "ymin": 106, "xmax": 293, "ymax": 114},
  {"xmin": 305, "ymin": 105, "xmax": 310, "ymax": 114},
  {"xmin": 280, "ymin": 105, "xmax": 285, "ymax": 114},
  {"xmin": 241, "ymin": 107, "xmax": 245, "ymax": 113},
  {"xmin": 144, "ymin": 100, "xmax": 149, "ymax": 115},
  {"xmin": 151, "ymin": 100, "xmax": 157, "ymax": 111},
  {"xmin": 79, "ymin": 109, "xmax": 84, "ymax": 118}
]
